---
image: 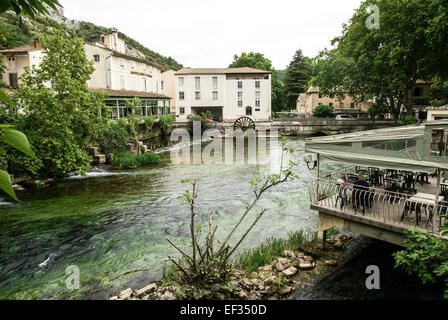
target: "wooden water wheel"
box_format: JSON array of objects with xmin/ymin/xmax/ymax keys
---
[{"xmin": 234, "ymin": 117, "xmax": 256, "ymax": 131}]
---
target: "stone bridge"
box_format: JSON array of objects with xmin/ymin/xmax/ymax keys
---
[{"xmin": 268, "ymin": 118, "xmax": 397, "ymax": 136}]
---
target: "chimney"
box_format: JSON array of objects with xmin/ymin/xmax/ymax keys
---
[{"xmin": 34, "ymin": 39, "xmax": 40, "ymax": 49}]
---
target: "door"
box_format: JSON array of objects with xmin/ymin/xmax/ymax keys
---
[{"xmin": 9, "ymin": 73, "xmax": 18, "ymax": 89}]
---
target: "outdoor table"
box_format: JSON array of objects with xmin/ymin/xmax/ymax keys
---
[{"xmin": 402, "ymin": 193, "xmax": 444, "ymax": 226}]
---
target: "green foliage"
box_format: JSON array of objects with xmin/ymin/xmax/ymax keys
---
[
  {"xmin": 311, "ymin": 0, "xmax": 448, "ymax": 118},
  {"xmin": 399, "ymin": 115, "xmax": 418, "ymax": 126},
  {"xmin": 0, "ymin": 0, "xmax": 61, "ymax": 20},
  {"xmin": 229, "ymin": 52, "xmax": 286, "ymax": 112},
  {"xmin": 187, "ymin": 112, "xmax": 212, "ymax": 133},
  {"xmin": 8, "ymin": 30, "xmax": 109, "ymax": 178},
  {"xmin": 96, "ymin": 120, "xmax": 131, "ymax": 156},
  {"xmin": 431, "ymin": 77, "xmax": 448, "ymax": 107},
  {"xmin": 0, "ymin": 17, "xmax": 30, "ymax": 49},
  {"xmin": 313, "ymin": 104, "xmax": 334, "ymax": 118},
  {"xmin": 0, "ymin": 12, "xmax": 182, "ymax": 72},
  {"xmin": 235, "ymin": 230, "xmax": 315, "ymax": 274},
  {"xmin": 159, "ymin": 114, "xmax": 175, "ymax": 131},
  {"xmin": 368, "ymin": 99, "xmax": 390, "ymax": 118},
  {"xmin": 111, "ymin": 152, "xmax": 160, "ymax": 169},
  {"xmin": 394, "ymin": 229, "xmax": 448, "ymax": 299},
  {"xmin": 284, "ymin": 50, "xmax": 313, "ymax": 110}
]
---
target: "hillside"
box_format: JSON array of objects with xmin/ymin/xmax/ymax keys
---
[{"xmin": 0, "ymin": 11, "xmax": 183, "ymax": 71}]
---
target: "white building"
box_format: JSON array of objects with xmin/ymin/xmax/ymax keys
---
[
  {"xmin": 0, "ymin": 30, "xmax": 171, "ymax": 119},
  {"xmin": 84, "ymin": 29, "xmax": 171, "ymax": 119},
  {"xmin": 172, "ymin": 67, "xmax": 272, "ymax": 122}
]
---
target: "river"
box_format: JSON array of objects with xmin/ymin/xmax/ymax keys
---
[{"xmin": 0, "ymin": 137, "xmax": 443, "ymax": 300}]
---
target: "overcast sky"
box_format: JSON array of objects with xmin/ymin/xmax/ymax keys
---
[{"xmin": 59, "ymin": 0, "xmax": 363, "ymax": 70}]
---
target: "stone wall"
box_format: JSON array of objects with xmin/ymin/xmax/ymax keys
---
[{"xmin": 270, "ymin": 118, "xmax": 396, "ymax": 136}]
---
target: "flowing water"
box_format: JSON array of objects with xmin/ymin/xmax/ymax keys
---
[
  {"xmin": 0, "ymin": 137, "xmax": 442, "ymax": 300},
  {"xmin": 0, "ymin": 138, "xmax": 338, "ymax": 299}
]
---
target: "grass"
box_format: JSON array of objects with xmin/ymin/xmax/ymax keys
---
[
  {"xmin": 111, "ymin": 152, "xmax": 160, "ymax": 169},
  {"xmin": 235, "ymin": 230, "xmax": 317, "ymax": 274}
]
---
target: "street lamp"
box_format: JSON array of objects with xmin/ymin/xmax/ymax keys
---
[{"xmin": 304, "ymin": 154, "xmax": 318, "ymax": 170}]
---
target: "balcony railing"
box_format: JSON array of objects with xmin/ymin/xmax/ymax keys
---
[{"xmin": 308, "ymin": 178, "xmax": 447, "ymax": 234}]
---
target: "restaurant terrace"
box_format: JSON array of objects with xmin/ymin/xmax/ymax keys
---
[{"xmin": 305, "ymin": 120, "xmax": 448, "ymax": 246}]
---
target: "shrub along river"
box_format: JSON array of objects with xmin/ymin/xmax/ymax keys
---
[{"xmin": 0, "ymin": 137, "xmax": 443, "ymax": 299}]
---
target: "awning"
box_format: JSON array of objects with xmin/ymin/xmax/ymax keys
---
[{"xmin": 305, "ymin": 121, "xmax": 448, "ymax": 173}]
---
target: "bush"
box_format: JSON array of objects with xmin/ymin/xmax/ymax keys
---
[
  {"xmin": 313, "ymin": 104, "xmax": 334, "ymax": 118},
  {"xmin": 159, "ymin": 115, "xmax": 175, "ymax": 131},
  {"xmin": 96, "ymin": 121, "xmax": 131, "ymax": 155},
  {"xmin": 111, "ymin": 152, "xmax": 160, "ymax": 169},
  {"xmin": 399, "ymin": 115, "xmax": 418, "ymax": 126},
  {"xmin": 187, "ymin": 112, "xmax": 212, "ymax": 133}
]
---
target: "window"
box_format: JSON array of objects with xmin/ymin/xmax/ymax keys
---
[
  {"xmin": 120, "ymin": 75, "xmax": 126, "ymax": 89},
  {"xmin": 255, "ymin": 81, "xmax": 260, "ymax": 88},
  {"xmin": 255, "ymin": 91, "xmax": 260, "ymax": 107},
  {"xmin": 238, "ymin": 92, "xmax": 243, "ymax": 107},
  {"xmin": 195, "ymin": 77, "xmax": 201, "ymax": 90},
  {"xmin": 179, "ymin": 77, "xmax": 184, "ymax": 86},
  {"xmin": 246, "ymin": 106, "xmax": 252, "ymax": 116},
  {"xmin": 94, "ymin": 55, "xmax": 100, "ymax": 62},
  {"xmin": 195, "ymin": 91, "xmax": 201, "ymax": 100},
  {"xmin": 351, "ymin": 102, "xmax": 355, "ymax": 108},
  {"xmin": 238, "ymin": 81, "xmax": 243, "ymax": 89},
  {"xmin": 213, "ymin": 91, "xmax": 218, "ymax": 100},
  {"xmin": 119, "ymin": 58, "xmax": 125, "ymax": 68},
  {"xmin": 142, "ymin": 64, "xmax": 146, "ymax": 72},
  {"xmin": 142, "ymin": 78, "xmax": 147, "ymax": 91},
  {"xmin": 130, "ymin": 76, "xmax": 137, "ymax": 90},
  {"xmin": 8, "ymin": 57, "xmax": 15, "ymax": 62},
  {"xmin": 213, "ymin": 77, "xmax": 218, "ymax": 89},
  {"xmin": 155, "ymin": 80, "xmax": 159, "ymax": 93},
  {"xmin": 179, "ymin": 92, "xmax": 185, "ymax": 100},
  {"xmin": 149, "ymin": 65, "xmax": 153, "ymax": 73},
  {"xmin": 149, "ymin": 78, "xmax": 153, "ymax": 92},
  {"xmin": 161, "ymin": 81, "xmax": 164, "ymax": 90},
  {"xmin": 130, "ymin": 61, "xmax": 136, "ymax": 70},
  {"xmin": 179, "ymin": 107, "xmax": 185, "ymax": 115},
  {"xmin": 255, "ymin": 108, "xmax": 261, "ymax": 112}
]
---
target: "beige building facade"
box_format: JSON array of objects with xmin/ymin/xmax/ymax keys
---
[
  {"xmin": 297, "ymin": 86, "xmax": 372, "ymax": 117},
  {"xmin": 0, "ymin": 40, "xmax": 44, "ymax": 89},
  {"xmin": 162, "ymin": 70, "xmax": 177, "ymax": 114}
]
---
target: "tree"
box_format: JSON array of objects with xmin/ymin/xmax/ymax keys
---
[
  {"xmin": 8, "ymin": 29, "xmax": 109, "ymax": 178},
  {"xmin": 312, "ymin": 0, "xmax": 448, "ymax": 119},
  {"xmin": 0, "ymin": 0, "xmax": 61, "ymax": 20},
  {"xmin": 0, "ymin": 0, "xmax": 58, "ymax": 200},
  {"xmin": 431, "ymin": 77, "xmax": 448, "ymax": 107},
  {"xmin": 283, "ymin": 50, "xmax": 313, "ymax": 110},
  {"xmin": 313, "ymin": 104, "xmax": 334, "ymax": 118},
  {"xmin": 229, "ymin": 52, "xmax": 286, "ymax": 112}
]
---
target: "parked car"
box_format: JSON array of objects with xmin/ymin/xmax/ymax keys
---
[{"xmin": 335, "ymin": 114, "xmax": 356, "ymax": 120}]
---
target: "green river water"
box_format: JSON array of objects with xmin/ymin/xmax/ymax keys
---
[{"xmin": 1, "ymin": 137, "xmax": 343, "ymax": 300}]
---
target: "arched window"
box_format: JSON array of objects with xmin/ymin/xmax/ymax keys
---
[{"xmin": 246, "ymin": 106, "xmax": 253, "ymax": 116}]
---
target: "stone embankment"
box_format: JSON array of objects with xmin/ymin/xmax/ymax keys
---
[{"xmin": 109, "ymin": 233, "xmax": 360, "ymax": 301}]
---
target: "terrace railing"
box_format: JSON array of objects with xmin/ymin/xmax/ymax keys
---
[{"xmin": 308, "ymin": 178, "xmax": 447, "ymax": 235}]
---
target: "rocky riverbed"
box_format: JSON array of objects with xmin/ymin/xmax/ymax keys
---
[{"xmin": 108, "ymin": 233, "xmax": 370, "ymax": 301}]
